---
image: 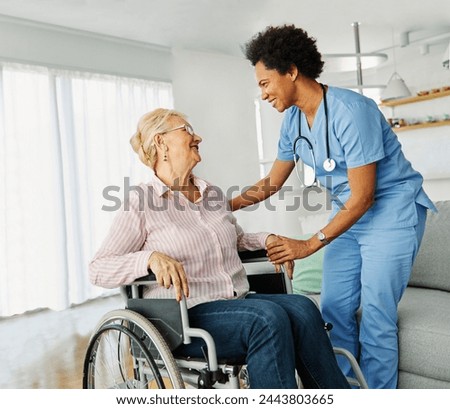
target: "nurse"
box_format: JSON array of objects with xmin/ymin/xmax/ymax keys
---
[{"xmin": 229, "ymin": 24, "xmax": 437, "ymax": 389}]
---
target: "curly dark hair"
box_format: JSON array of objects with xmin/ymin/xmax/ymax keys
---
[{"xmin": 244, "ymin": 25, "xmax": 324, "ymax": 79}]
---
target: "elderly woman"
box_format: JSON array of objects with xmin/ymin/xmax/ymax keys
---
[{"xmin": 89, "ymin": 108, "xmax": 349, "ymax": 389}]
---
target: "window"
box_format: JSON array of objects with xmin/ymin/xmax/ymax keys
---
[
  {"xmin": 254, "ymin": 98, "xmax": 284, "ymax": 178},
  {"xmin": 0, "ymin": 63, "xmax": 173, "ymax": 316},
  {"xmin": 254, "ymin": 98, "xmax": 306, "ymax": 192}
]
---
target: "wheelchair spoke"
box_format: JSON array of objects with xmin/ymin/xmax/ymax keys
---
[{"xmin": 90, "ymin": 325, "xmax": 146, "ymax": 388}]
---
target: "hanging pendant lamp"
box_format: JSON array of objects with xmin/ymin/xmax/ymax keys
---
[
  {"xmin": 381, "ymin": 72, "xmax": 411, "ymax": 101},
  {"xmin": 381, "ymin": 28, "xmax": 411, "ymax": 101}
]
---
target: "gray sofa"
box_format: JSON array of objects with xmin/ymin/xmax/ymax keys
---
[{"xmin": 397, "ymin": 200, "xmax": 450, "ymax": 388}]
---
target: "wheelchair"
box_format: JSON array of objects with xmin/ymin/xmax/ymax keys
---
[{"xmin": 83, "ymin": 250, "xmax": 368, "ymax": 389}]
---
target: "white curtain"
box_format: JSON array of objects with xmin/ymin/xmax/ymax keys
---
[{"xmin": 0, "ymin": 63, "xmax": 173, "ymax": 316}]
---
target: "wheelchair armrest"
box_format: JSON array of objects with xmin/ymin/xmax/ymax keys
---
[
  {"xmin": 121, "ymin": 272, "xmax": 156, "ymax": 300},
  {"xmin": 238, "ymin": 249, "xmax": 268, "ymax": 263},
  {"xmin": 129, "ymin": 250, "xmax": 284, "ymax": 295},
  {"xmin": 131, "ymin": 271, "xmax": 157, "ymax": 285},
  {"xmin": 129, "ymin": 249, "xmax": 267, "ymax": 290}
]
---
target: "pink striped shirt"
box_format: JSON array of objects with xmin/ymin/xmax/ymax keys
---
[{"xmin": 89, "ymin": 171, "xmax": 270, "ymax": 308}]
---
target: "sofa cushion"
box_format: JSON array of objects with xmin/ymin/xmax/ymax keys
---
[
  {"xmin": 292, "ymin": 234, "xmax": 323, "ymax": 295},
  {"xmin": 398, "ymin": 371, "xmax": 450, "ymax": 389},
  {"xmin": 398, "ymin": 287, "xmax": 450, "ymax": 383},
  {"xmin": 409, "ymin": 201, "xmax": 450, "ymax": 291}
]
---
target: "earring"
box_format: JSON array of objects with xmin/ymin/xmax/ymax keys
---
[{"xmin": 163, "ymin": 146, "xmax": 168, "ymax": 161}]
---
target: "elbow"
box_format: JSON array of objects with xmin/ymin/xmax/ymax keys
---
[
  {"xmin": 88, "ymin": 260, "xmax": 113, "ymax": 289},
  {"xmin": 364, "ymin": 194, "xmax": 375, "ymax": 208},
  {"xmin": 88, "ymin": 261, "xmax": 100, "ymax": 287},
  {"xmin": 360, "ymin": 194, "xmax": 375, "ymax": 214},
  {"xmin": 348, "ymin": 193, "xmax": 375, "ymax": 216},
  {"xmin": 88, "ymin": 258, "xmax": 135, "ymax": 289}
]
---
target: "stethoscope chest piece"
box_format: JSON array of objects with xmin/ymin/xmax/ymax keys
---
[{"xmin": 323, "ymin": 158, "xmax": 336, "ymax": 172}]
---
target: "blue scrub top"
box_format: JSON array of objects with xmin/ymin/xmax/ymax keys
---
[{"xmin": 278, "ymin": 86, "xmax": 436, "ymax": 229}]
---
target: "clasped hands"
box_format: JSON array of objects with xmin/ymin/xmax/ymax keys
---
[{"xmin": 266, "ymin": 234, "xmax": 315, "ymax": 278}]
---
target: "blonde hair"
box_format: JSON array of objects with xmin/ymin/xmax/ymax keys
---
[{"xmin": 130, "ymin": 108, "xmax": 187, "ymax": 169}]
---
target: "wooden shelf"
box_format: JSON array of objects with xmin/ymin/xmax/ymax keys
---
[
  {"xmin": 380, "ymin": 89, "xmax": 450, "ymax": 107},
  {"xmin": 393, "ymin": 120, "xmax": 450, "ymax": 132}
]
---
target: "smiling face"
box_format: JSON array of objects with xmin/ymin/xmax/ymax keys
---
[
  {"xmin": 161, "ymin": 116, "xmax": 202, "ymax": 169},
  {"xmin": 255, "ymin": 61, "xmax": 298, "ymax": 112}
]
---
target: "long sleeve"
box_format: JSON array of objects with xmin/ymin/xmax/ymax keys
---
[
  {"xmin": 230, "ymin": 213, "xmax": 271, "ymax": 251},
  {"xmin": 89, "ymin": 191, "xmax": 153, "ymax": 288}
]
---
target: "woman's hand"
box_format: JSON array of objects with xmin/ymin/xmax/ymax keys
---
[
  {"xmin": 147, "ymin": 252, "xmax": 189, "ymax": 302},
  {"xmin": 266, "ymin": 236, "xmax": 314, "ymax": 265},
  {"xmin": 265, "ymin": 235, "xmax": 295, "ymax": 279}
]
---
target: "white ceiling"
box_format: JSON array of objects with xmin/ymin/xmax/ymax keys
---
[{"xmin": 0, "ymin": 0, "xmax": 449, "ymax": 57}]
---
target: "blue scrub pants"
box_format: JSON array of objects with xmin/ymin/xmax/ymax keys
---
[
  {"xmin": 321, "ymin": 204, "xmax": 427, "ymax": 389},
  {"xmin": 175, "ymin": 293, "xmax": 350, "ymax": 389}
]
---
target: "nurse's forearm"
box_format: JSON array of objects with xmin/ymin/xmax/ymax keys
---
[
  {"xmin": 229, "ymin": 176, "xmax": 278, "ymax": 211},
  {"xmin": 229, "ymin": 159, "xmax": 295, "ymax": 211},
  {"xmin": 308, "ymin": 163, "xmax": 377, "ymax": 252}
]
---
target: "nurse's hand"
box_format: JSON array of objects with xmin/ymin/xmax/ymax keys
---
[
  {"xmin": 265, "ymin": 235, "xmax": 295, "ymax": 278},
  {"xmin": 147, "ymin": 251, "xmax": 189, "ymax": 302},
  {"xmin": 266, "ymin": 236, "xmax": 314, "ymax": 265}
]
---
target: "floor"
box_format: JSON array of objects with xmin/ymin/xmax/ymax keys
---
[{"xmin": 0, "ymin": 294, "xmax": 124, "ymax": 389}]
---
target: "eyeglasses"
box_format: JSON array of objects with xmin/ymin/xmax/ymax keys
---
[{"xmin": 162, "ymin": 123, "xmax": 195, "ymax": 136}]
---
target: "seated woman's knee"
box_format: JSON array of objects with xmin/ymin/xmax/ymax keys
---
[{"xmin": 247, "ymin": 300, "xmax": 291, "ymax": 335}]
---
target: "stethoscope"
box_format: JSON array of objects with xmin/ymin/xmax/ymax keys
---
[{"xmin": 292, "ymin": 83, "xmax": 336, "ymax": 187}]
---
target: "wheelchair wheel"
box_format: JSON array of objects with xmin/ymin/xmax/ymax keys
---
[{"xmin": 83, "ymin": 309, "xmax": 184, "ymax": 389}]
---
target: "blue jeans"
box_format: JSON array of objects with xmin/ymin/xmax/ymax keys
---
[{"xmin": 175, "ymin": 293, "xmax": 350, "ymax": 389}]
